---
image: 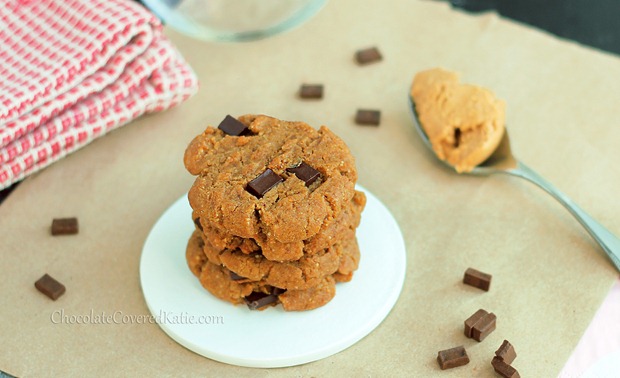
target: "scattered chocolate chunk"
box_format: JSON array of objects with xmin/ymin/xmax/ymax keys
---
[
  {"xmin": 51, "ymin": 217, "xmax": 79, "ymax": 235},
  {"xmin": 495, "ymin": 340, "xmax": 517, "ymax": 364},
  {"xmin": 464, "ymin": 308, "xmax": 488, "ymax": 338},
  {"xmin": 299, "ymin": 84, "xmax": 324, "ymax": 99},
  {"xmin": 34, "ymin": 274, "xmax": 66, "ymax": 300},
  {"xmin": 463, "ymin": 267, "xmax": 492, "ymax": 291},
  {"xmin": 471, "ymin": 312, "xmax": 496, "ymax": 342},
  {"xmin": 229, "ymin": 271, "xmax": 246, "ymax": 281},
  {"xmin": 355, "ymin": 109, "xmax": 381, "ymax": 126},
  {"xmin": 437, "ymin": 346, "xmax": 470, "ymax": 370},
  {"xmin": 464, "ymin": 308, "xmax": 497, "ymax": 341},
  {"xmin": 492, "ymin": 357, "xmax": 520, "ymax": 378},
  {"xmin": 246, "ymin": 169, "xmax": 284, "ymax": 198},
  {"xmin": 272, "ymin": 287, "xmax": 286, "ymax": 296},
  {"xmin": 287, "ymin": 162, "xmax": 321, "ymax": 186},
  {"xmin": 193, "ymin": 217, "xmax": 203, "ymax": 232},
  {"xmin": 245, "ymin": 291, "xmax": 279, "ymax": 310},
  {"xmin": 218, "ymin": 115, "xmax": 250, "ymax": 136},
  {"xmin": 355, "ymin": 46, "xmax": 382, "ymax": 65}
]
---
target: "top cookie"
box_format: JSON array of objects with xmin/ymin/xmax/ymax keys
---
[{"xmin": 185, "ymin": 114, "xmax": 358, "ymax": 249}]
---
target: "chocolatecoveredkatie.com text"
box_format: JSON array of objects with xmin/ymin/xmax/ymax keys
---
[{"xmin": 50, "ymin": 309, "xmax": 224, "ymax": 325}]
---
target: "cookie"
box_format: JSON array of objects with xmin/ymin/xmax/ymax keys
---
[
  {"xmin": 186, "ymin": 231, "xmax": 207, "ymax": 277},
  {"xmin": 187, "ymin": 229, "xmax": 360, "ymax": 290},
  {"xmin": 279, "ymin": 276, "xmax": 336, "ymax": 311},
  {"xmin": 198, "ymin": 261, "xmax": 265, "ymax": 306},
  {"xmin": 198, "ymin": 261, "xmax": 336, "ymax": 311},
  {"xmin": 185, "ymin": 115, "xmax": 359, "ymax": 254},
  {"xmin": 194, "ymin": 190, "xmax": 366, "ymax": 261},
  {"xmin": 214, "ymin": 232, "xmax": 358, "ymax": 290}
]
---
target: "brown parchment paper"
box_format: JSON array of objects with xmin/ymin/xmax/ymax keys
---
[{"xmin": 1, "ymin": 0, "xmax": 619, "ymax": 376}]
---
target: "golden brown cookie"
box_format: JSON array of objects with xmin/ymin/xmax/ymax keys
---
[
  {"xmin": 187, "ymin": 229, "xmax": 360, "ymax": 291},
  {"xmin": 219, "ymin": 234, "xmax": 358, "ymax": 290},
  {"xmin": 194, "ymin": 190, "xmax": 366, "ymax": 261},
  {"xmin": 186, "ymin": 231, "xmax": 207, "ymax": 277},
  {"xmin": 185, "ymin": 115, "xmax": 359, "ymax": 259},
  {"xmin": 198, "ymin": 261, "xmax": 263, "ymax": 306},
  {"xmin": 197, "ymin": 261, "xmax": 337, "ymax": 311},
  {"xmin": 279, "ymin": 276, "xmax": 336, "ymax": 311}
]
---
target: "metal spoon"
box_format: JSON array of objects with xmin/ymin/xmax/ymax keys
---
[{"xmin": 408, "ymin": 95, "xmax": 620, "ymax": 272}]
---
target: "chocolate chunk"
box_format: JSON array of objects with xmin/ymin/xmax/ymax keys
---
[
  {"xmin": 464, "ymin": 308, "xmax": 488, "ymax": 337},
  {"xmin": 463, "ymin": 267, "xmax": 492, "ymax": 291},
  {"xmin": 471, "ymin": 312, "xmax": 496, "ymax": 342},
  {"xmin": 51, "ymin": 217, "xmax": 79, "ymax": 235},
  {"xmin": 492, "ymin": 357, "xmax": 520, "ymax": 378},
  {"xmin": 287, "ymin": 162, "xmax": 320, "ymax": 186},
  {"xmin": 272, "ymin": 287, "xmax": 286, "ymax": 296},
  {"xmin": 495, "ymin": 340, "xmax": 517, "ymax": 364},
  {"xmin": 193, "ymin": 217, "xmax": 203, "ymax": 232},
  {"xmin": 465, "ymin": 308, "xmax": 497, "ymax": 341},
  {"xmin": 246, "ymin": 169, "xmax": 284, "ymax": 198},
  {"xmin": 218, "ymin": 115, "xmax": 250, "ymax": 136},
  {"xmin": 34, "ymin": 274, "xmax": 66, "ymax": 300},
  {"xmin": 229, "ymin": 271, "xmax": 246, "ymax": 281},
  {"xmin": 437, "ymin": 346, "xmax": 470, "ymax": 370},
  {"xmin": 245, "ymin": 291, "xmax": 279, "ymax": 310},
  {"xmin": 299, "ymin": 84, "xmax": 323, "ymax": 99},
  {"xmin": 355, "ymin": 109, "xmax": 381, "ymax": 126},
  {"xmin": 454, "ymin": 127, "xmax": 462, "ymax": 148},
  {"xmin": 355, "ymin": 46, "xmax": 382, "ymax": 65}
]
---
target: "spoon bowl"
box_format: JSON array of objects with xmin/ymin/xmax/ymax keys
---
[
  {"xmin": 408, "ymin": 95, "xmax": 517, "ymax": 175},
  {"xmin": 408, "ymin": 93, "xmax": 620, "ymax": 271}
]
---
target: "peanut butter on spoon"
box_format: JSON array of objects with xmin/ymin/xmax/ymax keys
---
[
  {"xmin": 408, "ymin": 68, "xmax": 620, "ymax": 272},
  {"xmin": 410, "ymin": 68, "xmax": 505, "ymax": 172}
]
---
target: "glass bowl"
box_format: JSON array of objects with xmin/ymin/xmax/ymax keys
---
[{"xmin": 140, "ymin": 0, "xmax": 327, "ymax": 42}]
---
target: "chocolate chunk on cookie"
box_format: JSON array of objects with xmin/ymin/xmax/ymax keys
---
[
  {"xmin": 218, "ymin": 114, "xmax": 251, "ymax": 136},
  {"xmin": 245, "ymin": 290, "xmax": 280, "ymax": 310},
  {"xmin": 287, "ymin": 162, "xmax": 321, "ymax": 187},
  {"xmin": 246, "ymin": 169, "xmax": 284, "ymax": 198}
]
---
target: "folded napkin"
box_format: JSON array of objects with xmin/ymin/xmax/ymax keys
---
[{"xmin": 0, "ymin": 0, "xmax": 198, "ymax": 190}]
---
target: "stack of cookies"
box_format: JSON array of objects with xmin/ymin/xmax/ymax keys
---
[{"xmin": 183, "ymin": 114, "xmax": 366, "ymax": 311}]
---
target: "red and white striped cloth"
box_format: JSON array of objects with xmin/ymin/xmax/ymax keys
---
[{"xmin": 0, "ymin": 0, "xmax": 198, "ymax": 190}]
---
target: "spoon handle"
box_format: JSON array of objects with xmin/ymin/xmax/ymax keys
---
[{"xmin": 506, "ymin": 162, "xmax": 620, "ymax": 272}]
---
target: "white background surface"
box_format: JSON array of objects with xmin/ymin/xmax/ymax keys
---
[{"xmin": 561, "ymin": 279, "xmax": 620, "ymax": 377}]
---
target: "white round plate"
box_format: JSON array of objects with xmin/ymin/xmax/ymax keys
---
[
  {"xmin": 140, "ymin": 185, "xmax": 407, "ymax": 368},
  {"xmin": 582, "ymin": 350, "xmax": 620, "ymax": 378}
]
